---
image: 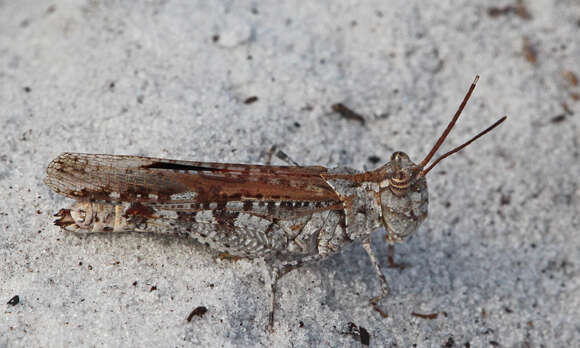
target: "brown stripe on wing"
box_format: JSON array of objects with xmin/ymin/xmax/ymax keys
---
[
  {"xmin": 45, "ymin": 153, "xmax": 341, "ymax": 204},
  {"xmin": 172, "ymin": 164, "xmax": 338, "ymax": 203}
]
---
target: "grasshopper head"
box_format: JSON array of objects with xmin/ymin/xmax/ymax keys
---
[
  {"xmin": 378, "ymin": 76, "xmax": 507, "ymax": 243},
  {"xmin": 379, "ymin": 151, "xmax": 428, "ymax": 243}
]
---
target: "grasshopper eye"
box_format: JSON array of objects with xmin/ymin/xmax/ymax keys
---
[{"xmin": 389, "ymin": 170, "xmax": 410, "ymax": 196}]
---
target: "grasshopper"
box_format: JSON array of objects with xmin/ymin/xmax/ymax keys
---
[{"xmin": 45, "ymin": 76, "xmax": 505, "ymax": 328}]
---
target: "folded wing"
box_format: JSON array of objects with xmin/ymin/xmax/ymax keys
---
[{"xmin": 45, "ymin": 153, "xmax": 341, "ymax": 212}]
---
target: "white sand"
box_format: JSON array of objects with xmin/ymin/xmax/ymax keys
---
[{"xmin": 1, "ymin": 1, "xmax": 579, "ymax": 346}]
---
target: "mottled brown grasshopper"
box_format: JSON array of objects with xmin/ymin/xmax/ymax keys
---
[{"xmin": 45, "ymin": 76, "xmax": 505, "ymax": 329}]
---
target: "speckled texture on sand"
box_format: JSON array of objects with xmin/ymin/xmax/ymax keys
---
[{"xmin": 1, "ymin": 1, "xmax": 579, "ymax": 347}]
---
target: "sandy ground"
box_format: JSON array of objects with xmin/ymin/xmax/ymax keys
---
[{"xmin": 1, "ymin": 1, "xmax": 579, "ymax": 347}]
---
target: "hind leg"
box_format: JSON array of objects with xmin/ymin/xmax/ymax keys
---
[{"xmin": 265, "ymin": 254, "xmax": 323, "ymax": 331}]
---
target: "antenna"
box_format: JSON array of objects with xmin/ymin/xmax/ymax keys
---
[
  {"xmin": 417, "ymin": 75, "xmax": 506, "ymax": 176},
  {"xmin": 419, "ymin": 75, "xmax": 479, "ymax": 169},
  {"xmin": 420, "ymin": 116, "xmax": 507, "ymax": 176}
]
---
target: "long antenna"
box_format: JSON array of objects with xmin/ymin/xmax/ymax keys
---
[
  {"xmin": 420, "ymin": 116, "xmax": 507, "ymax": 176},
  {"xmin": 418, "ymin": 75, "xmax": 480, "ymax": 169}
]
